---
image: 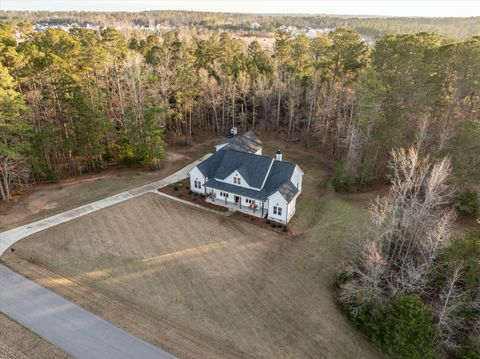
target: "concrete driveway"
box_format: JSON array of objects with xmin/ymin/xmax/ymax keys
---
[
  {"xmin": 0, "ymin": 265, "xmax": 176, "ymax": 359},
  {"xmin": 0, "ymin": 155, "xmax": 211, "ymax": 358},
  {"xmin": 0, "ymin": 153, "xmax": 211, "ymax": 255}
]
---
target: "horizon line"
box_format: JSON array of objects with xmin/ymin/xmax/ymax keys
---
[{"xmin": 1, "ymin": 8, "xmax": 479, "ymax": 19}]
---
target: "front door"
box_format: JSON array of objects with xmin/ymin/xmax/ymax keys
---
[{"xmin": 234, "ymin": 195, "xmax": 240, "ymax": 206}]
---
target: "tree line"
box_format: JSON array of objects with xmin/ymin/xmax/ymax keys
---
[
  {"xmin": 2, "ymin": 10, "xmax": 480, "ymax": 39},
  {"xmin": 0, "ymin": 22, "xmax": 479, "ymax": 200}
]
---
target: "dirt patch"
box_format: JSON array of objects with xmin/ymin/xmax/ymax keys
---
[
  {"xmin": 163, "ymin": 152, "xmax": 187, "ymax": 162},
  {"xmin": 3, "ymin": 193, "xmax": 384, "ymax": 359}
]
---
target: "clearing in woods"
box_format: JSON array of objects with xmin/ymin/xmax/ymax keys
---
[{"xmin": 1, "ymin": 139, "xmax": 385, "ymax": 359}]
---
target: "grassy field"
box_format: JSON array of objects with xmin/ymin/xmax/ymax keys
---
[{"xmin": 1, "ymin": 137, "xmax": 385, "ymax": 359}]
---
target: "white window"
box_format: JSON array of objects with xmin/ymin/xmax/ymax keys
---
[
  {"xmin": 220, "ymin": 192, "xmax": 229, "ymax": 198},
  {"xmin": 246, "ymin": 198, "xmax": 252, "ymax": 204},
  {"xmin": 234, "ymin": 176, "xmax": 241, "ymax": 185},
  {"xmin": 194, "ymin": 179, "xmax": 201, "ymax": 189},
  {"xmin": 273, "ymin": 205, "xmax": 282, "ymax": 216}
]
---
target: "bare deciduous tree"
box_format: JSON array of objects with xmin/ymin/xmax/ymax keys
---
[
  {"xmin": 435, "ymin": 266, "xmax": 470, "ymax": 350},
  {"xmin": 339, "ymin": 147, "xmax": 456, "ymax": 312}
]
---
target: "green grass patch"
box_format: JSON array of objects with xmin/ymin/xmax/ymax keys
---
[{"xmin": 310, "ymin": 196, "xmax": 367, "ymax": 246}]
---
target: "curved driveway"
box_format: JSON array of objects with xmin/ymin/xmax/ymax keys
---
[
  {"xmin": 0, "ymin": 153, "xmax": 211, "ymax": 255},
  {"xmin": 0, "ymin": 155, "xmax": 211, "ymax": 358}
]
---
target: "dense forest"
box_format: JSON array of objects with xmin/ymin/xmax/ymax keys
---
[
  {"xmin": 1, "ymin": 10, "xmax": 480, "ymax": 39},
  {"xmin": 1, "ymin": 19, "xmax": 479, "ymax": 201}
]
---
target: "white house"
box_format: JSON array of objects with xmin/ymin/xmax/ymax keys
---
[{"xmin": 189, "ymin": 131, "xmax": 303, "ymax": 224}]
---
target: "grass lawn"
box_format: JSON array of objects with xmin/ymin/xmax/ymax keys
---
[{"xmin": 1, "ymin": 135, "xmax": 385, "ymax": 359}]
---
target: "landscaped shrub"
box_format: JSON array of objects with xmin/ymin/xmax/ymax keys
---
[
  {"xmin": 173, "ymin": 185, "xmax": 178, "ymax": 191},
  {"xmin": 332, "ymin": 165, "xmax": 352, "ymax": 192},
  {"xmin": 266, "ymin": 219, "xmax": 271, "ymax": 224},
  {"xmin": 188, "ymin": 189, "xmax": 193, "ymax": 194},
  {"xmin": 177, "ymin": 182, "xmax": 183, "ymax": 189},
  {"xmin": 271, "ymin": 223, "xmax": 276, "ymax": 228},
  {"xmin": 456, "ymin": 189, "xmax": 479, "ymax": 217},
  {"xmin": 282, "ymin": 224, "xmax": 288, "ymax": 232},
  {"xmin": 354, "ymin": 296, "xmax": 436, "ymax": 359}
]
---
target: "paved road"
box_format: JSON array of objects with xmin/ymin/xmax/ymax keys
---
[
  {"xmin": 0, "ymin": 153, "xmax": 211, "ymax": 255},
  {"xmin": 0, "ymin": 265, "xmax": 176, "ymax": 359}
]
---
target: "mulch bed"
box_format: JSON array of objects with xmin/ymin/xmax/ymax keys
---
[
  {"xmin": 158, "ymin": 178, "xmax": 228, "ymax": 212},
  {"xmin": 230, "ymin": 211, "xmax": 292, "ymax": 236},
  {"xmin": 158, "ymin": 178, "xmax": 292, "ymax": 236}
]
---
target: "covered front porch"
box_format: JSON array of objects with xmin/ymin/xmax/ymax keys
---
[{"xmin": 206, "ymin": 192, "xmax": 266, "ymax": 218}]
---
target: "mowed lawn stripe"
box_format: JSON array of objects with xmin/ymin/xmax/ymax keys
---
[{"xmin": 3, "ymin": 192, "xmax": 384, "ymax": 359}]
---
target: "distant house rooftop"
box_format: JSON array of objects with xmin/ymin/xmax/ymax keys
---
[{"xmin": 216, "ymin": 131, "xmax": 263, "ymax": 154}]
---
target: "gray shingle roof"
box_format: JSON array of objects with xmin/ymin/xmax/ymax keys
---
[
  {"xmin": 214, "ymin": 150, "xmax": 272, "ymax": 188},
  {"xmin": 198, "ymin": 147, "xmax": 299, "ymax": 202},
  {"xmin": 204, "ymin": 178, "xmax": 268, "ymax": 201},
  {"xmin": 262, "ymin": 160, "xmax": 298, "ymax": 201},
  {"xmin": 197, "ymin": 149, "xmax": 226, "ymax": 178},
  {"xmin": 217, "ymin": 131, "xmax": 263, "ymax": 154}
]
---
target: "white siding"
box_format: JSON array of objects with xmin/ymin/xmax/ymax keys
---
[
  {"xmin": 287, "ymin": 198, "xmax": 297, "ymax": 222},
  {"xmin": 290, "ymin": 165, "xmax": 303, "ymax": 191},
  {"xmin": 208, "ymin": 189, "xmax": 266, "ymax": 216},
  {"xmin": 267, "ymin": 191, "xmax": 288, "ymax": 223},
  {"xmin": 255, "ymin": 148, "xmax": 263, "ymax": 155},
  {"xmin": 210, "ymin": 188, "xmax": 236, "ymax": 205},
  {"xmin": 189, "ymin": 166, "xmax": 205, "ymax": 194},
  {"xmin": 223, "ymin": 170, "xmax": 253, "ymax": 189}
]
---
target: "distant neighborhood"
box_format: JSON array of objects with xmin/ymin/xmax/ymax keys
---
[
  {"xmin": 31, "ymin": 21, "xmax": 356, "ymax": 41},
  {"xmin": 32, "ymin": 22, "xmax": 178, "ymax": 32}
]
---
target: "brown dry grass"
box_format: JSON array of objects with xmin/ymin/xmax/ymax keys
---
[
  {"xmin": 3, "ymin": 192, "xmax": 384, "ymax": 359},
  {"xmin": 0, "ymin": 313, "xmax": 71, "ymax": 359}
]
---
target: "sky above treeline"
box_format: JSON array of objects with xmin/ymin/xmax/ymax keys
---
[{"xmin": 0, "ymin": 0, "xmax": 479, "ymax": 17}]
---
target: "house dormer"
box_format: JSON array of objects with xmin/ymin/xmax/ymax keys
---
[{"xmin": 221, "ymin": 170, "xmax": 254, "ymax": 189}]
